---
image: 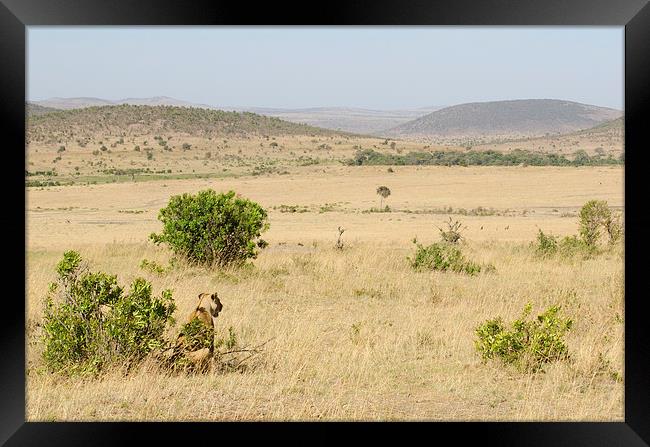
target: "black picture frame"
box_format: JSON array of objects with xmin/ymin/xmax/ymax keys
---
[{"xmin": 3, "ymin": 0, "xmax": 649, "ymax": 444}]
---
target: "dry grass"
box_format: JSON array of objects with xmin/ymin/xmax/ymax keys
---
[{"xmin": 25, "ymin": 165, "xmax": 624, "ymax": 421}]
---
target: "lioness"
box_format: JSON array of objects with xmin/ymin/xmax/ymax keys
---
[
  {"xmin": 186, "ymin": 292, "xmax": 223, "ymax": 330},
  {"xmin": 168, "ymin": 292, "xmax": 223, "ymax": 369}
]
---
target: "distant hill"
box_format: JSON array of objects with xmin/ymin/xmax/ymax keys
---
[
  {"xmin": 33, "ymin": 96, "xmax": 214, "ymax": 110},
  {"xmin": 229, "ymin": 106, "xmax": 443, "ymax": 135},
  {"xmin": 26, "ymin": 102, "xmax": 59, "ymax": 116},
  {"xmin": 384, "ymin": 99, "xmax": 622, "ymax": 141},
  {"xmin": 33, "ymin": 97, "xmax": 442, "ymax": 135},
  {"xmin": 27, "ymin": 105, "xmax": 348, "ymax": 143}
]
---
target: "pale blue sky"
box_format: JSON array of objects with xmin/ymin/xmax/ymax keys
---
[{"xmin": 27, "ymin": 27, "xmax": 624, "ymax": 110}]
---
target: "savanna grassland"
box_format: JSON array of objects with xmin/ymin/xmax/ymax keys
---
[{"xmin": 26, "ymin": 106, "xmax": 624, "ymax": 421}]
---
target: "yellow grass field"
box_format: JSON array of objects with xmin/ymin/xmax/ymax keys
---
[{"xmin": 26, "ymin": 164, "xmax": 624, "ymax": 421}]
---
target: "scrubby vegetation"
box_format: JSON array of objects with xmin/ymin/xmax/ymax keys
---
[
  {"xmin": 409, "ymin": 241, "xmax": 484, "ymax": 275},
  {"xmin": 475, "ymin": 303, "xmax": 573, "ymax": 372},
  {"xmin": 534, "ymin": 200, "xmax": 623, "ymax": 258},
  {"xmin": 348, "ymin": 148, "xmax": 623, "ymax": 167},
  {"xmin": 26, "ymin": 157, "xmax": 623, "ymax": 420},
  {"xmin": 42, "ymin": 251, "xmax": 176, "ymax": 376},
  {"xmin": 409, "ymin": 218, "xmax": 490, "ymax": 275},
  {"xmin": 27, "ymin": 105, "xmax": 347, "ymax": 144},
  {"xmin": 150, "ymin": 189, "xmax": 269, "ymax": 267}
]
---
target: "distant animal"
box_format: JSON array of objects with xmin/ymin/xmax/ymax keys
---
[
  {"xmin": 505, "ymin": 225, "xmax": 510, "ymax": 230},
  {"xmin": 480, "ymin": 226, "xmax": 483, "ymax": 230}
]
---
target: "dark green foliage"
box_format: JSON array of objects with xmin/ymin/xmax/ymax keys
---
[
  {"xmin": 475, "ymin": 304, "xmax": 573, "ymax": 372},
  {"xmin": 409, "ymin": 241, "xmax": 483, "ymax": 275},
  {"xmin": 150, "ymin": 189, "xmax": 269, "ymax": 267},
  {"xmin": 42, "ymin": 251, "xmax": 176, "ymax": 376},
  {"xmin": 348, "ymin": 149, "xmax": 623, "ymax": 167}
]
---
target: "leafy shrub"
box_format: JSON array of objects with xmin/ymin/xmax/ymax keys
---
[
  {"xmin": 579, "ymin": 200, "xmax": 611, "ymax": 248},
  {"xmin": 42, "ymin": 251, "xmax": 176, "ymax": 376},
  {"xmin": 558, "ymin": 235, "xmax": 588, "ymax": 258},
  {"xmin": 409, "ymin": 241, "xmax": 483, "ymax": 275},
  {"xmin": 534, "ymin": 229, "xmax": 558, "ymax": 257},
  {"xmin": 536, "ymin": 200, "xmax": 623, "ymax": 259},
  {"xmin": 150, "ymin": 189, "xmax": 269, "ymax": 267},
  {"xmin": 140, "ymin": 258, "xmax": 166, "ymax": 275},
  {"xmin": 475, "ymin": 303, "xmax": 573, "ymax": 372}
]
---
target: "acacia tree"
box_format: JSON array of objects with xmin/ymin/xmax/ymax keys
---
[{"xmin": 376, "ymin": 186, "xmax": 391, "ymax": 209}]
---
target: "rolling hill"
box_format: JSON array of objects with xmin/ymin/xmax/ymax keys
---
[
  {"xmin": 32, "ymin": 97, "xmax": 442, "ymax": 135},
  {"xmin": 229, "ymin": 106, "xmax": 443, "ymax": 135},
  {"xmin": 384, "ymin": 99, "xmax": 622, "ymax": 141},
  {"xmin": 26, "ymin": 103, "xmax": 59, "ymax": 117},
  {"xmin": 27, "ymin": 104, "xmax": 349, "ymax": 144}
]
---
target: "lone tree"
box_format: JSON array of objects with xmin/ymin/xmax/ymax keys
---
[
  {"xmin": 376, "ymin": 186, "xmax": 391, "ymax": 209},
  {"xmin": 150, "ymin": 189, "xmax": 269, "ymax": 267}
]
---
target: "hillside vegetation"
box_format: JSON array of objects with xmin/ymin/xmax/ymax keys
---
[
  {"xmin": 474, "ymin": 117, "xmax": 624, "ymax": 156},
  {"xmin": 26, "ymin": 103, "xmax": 59, "ymax": 117},
  {"xmin": 27, "ymin": 105, "xmax": 348, "ymax": 144}
]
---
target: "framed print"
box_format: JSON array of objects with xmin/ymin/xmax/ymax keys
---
[{"xmin": 2, "ymin": 0, "xmax": 649, "ymax": 444}]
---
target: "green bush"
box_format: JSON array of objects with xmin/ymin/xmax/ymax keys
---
[
  {"xmin": 558, "ymin": 235, "xmax": 588, "ymax": 258},
  {"xmin": 535, "ymin": 200, "xmax": 623, "ymax": 259},
  {"xmin": 475, "ymin": 303, "xmax": 573, "ymax": 372},
  {"xmin": 534, "ymin": 229, "xmax": 558, "ymax": 257},
  {"xmin": 579, "ymin": 200, "xmax": 611, "ymax": 248},
  {"xmin": 42, "ymin": 251, "xmax": 176, "ymax": 376},
  {"xmin": 139, "ymin": 258, "xmax": 166, "ymax": 275},
  {"xmin": 409, "ymin": 241, "xmax": 483, "ymax": 275},
  {"xmin": 150, "ymin": 189, "xmax": 269, "ymax": 267}
]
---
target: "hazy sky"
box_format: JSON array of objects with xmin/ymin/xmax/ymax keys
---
[{"xmin": 27, "ymin": 27, "xmax": 624, "ymax": 110}]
